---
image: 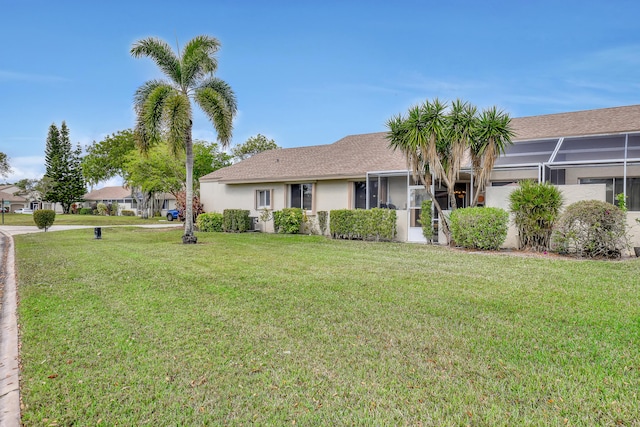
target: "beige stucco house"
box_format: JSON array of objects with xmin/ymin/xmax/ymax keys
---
[
  {"xmin": 82, "ymin": 186, "xmax": 177, "ymax": 216},
  {"xmin": 200, "ymin": 105, "xmax": 640, "ymax": 248}
]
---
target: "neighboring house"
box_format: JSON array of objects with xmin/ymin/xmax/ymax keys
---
[
  {"xmin": 82, "ymin": 186, "xmax": 177, "ymax": 216},
  {"xmin": 200, "ymin": 104, "xmax": 640, "ymax": 248},
  {"xmin": 0, "ymin": 190, "xmax": 28, "ymax": 212}
]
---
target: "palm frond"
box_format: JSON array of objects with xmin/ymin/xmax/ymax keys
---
[
  {"xmin": 131, "ymin": 37, "xmax": 181, "ymax": 85},
  {"xmin": 198, "ymin": 77, "xmax": 238, "ymax": 115},
  {"xmin": 138, "ymin": 84, "xmax": 175, "ymax": 151},
  {"xmin": 194, "ymin": 84, "xmax": 235, "ymax": 146},
  {"xmin": 181, "ymin": 35, "xmax": 220, "ymax": 87},
  {"xmin": 163, "ymin": 93, "xmax": 191, "ymax": 156}
]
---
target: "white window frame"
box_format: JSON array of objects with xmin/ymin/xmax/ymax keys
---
[{"xmin": 256, "ymin": 189, "xmax": 273, "ymax": 209}]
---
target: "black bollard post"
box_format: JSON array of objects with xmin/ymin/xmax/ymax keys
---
[{"xmin": 94, "ymin": 227, "xmax": 102, "ymax": 239}]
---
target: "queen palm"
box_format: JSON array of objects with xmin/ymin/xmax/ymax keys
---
[{"xmin": 131, "ymin": 35, "xmax": 236, "ymax": 243}]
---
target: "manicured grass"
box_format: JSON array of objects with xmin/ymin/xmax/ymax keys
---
[
  {"xmin": 1, "ymin": 213, "xmax": 164, "ymax": 226},
  {"xmin": 16, "ymin": 229, "xmax": 640, "ymax": 425}
]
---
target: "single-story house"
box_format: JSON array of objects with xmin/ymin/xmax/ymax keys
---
[
  {"xmin": 200, "ymin": 104, "xmax": 640, "ymax": 248},
  {"xmin": 0, "ymin": 190, "xmax": 29, "ymax": 212},
  {"xmin": 82, "ymin": 186, "xmax": 177, "ymax": 216}
]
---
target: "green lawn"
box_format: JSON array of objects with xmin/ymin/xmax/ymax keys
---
[
  {"xmin": 1, "ymin": 212, "xmax": 165, "ymax": 226},
  {"xmin": 15, "ymin": 229, "xmax": 640, "ymax": 425}
]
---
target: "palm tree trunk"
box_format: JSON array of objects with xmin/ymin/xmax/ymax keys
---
[{"xmin": 183, "ymin": 124, "xmax": 197, "ymax": 244}]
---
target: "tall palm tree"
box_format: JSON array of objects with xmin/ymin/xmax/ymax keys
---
[
  {"xmin": 131, "ymin": 35, "xmax": 237, "ymax": 243},
  {"xmin": 470, "ymin": 107, "xmax": 514, "ymax": 206}
]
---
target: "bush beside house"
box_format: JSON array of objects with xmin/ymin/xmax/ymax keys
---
[
  {"xmin": 330, "ymin": 208, "xmax": 396, "ymax": 241},
  {"xmin": 450, "ymin": 207, "xmax": 508, "ymax": 250}
]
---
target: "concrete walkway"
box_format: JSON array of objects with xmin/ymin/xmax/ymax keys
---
[
  {"xmin": 0, "ymin": 222, "xmax": 184, "ymax": 425},
  {"xmin": 0, "ymin": 230, "xmax": 20, "ymax": 426}
]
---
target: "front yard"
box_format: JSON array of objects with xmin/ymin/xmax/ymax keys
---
[{"xmin": 15, "ymin": 229, "xmax": 640, "ymax": 425}]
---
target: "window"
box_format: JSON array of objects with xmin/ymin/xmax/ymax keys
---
[
  {"xmin": 353, "ymin": 181, "xmax": 366, "ymax": 209},
  {"xmin": 580, "ymin": 177, "xmax": 640, "ymax": 211},
  {"xmin": 290, "ymin": 183, "xmax": 313, "ymax": 210},
  {"xmin": 256, "ymin": 189, "xmax": 272, "ymax": 209}
]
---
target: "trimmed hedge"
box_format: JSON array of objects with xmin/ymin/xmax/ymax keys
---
[
  {"xmin": 33, "ymin": 209, "xmax": 56, "ymax": 231},
  {"xmin": 223, "ymin": 209, "xmax": 251, "ymax": 233},
  {"xmin": 79, "ymin": 207, "xmax": 93, "ymax": 215},
  {"xmin": 450, "ymin": 207, "xmax": 508, "ymax": 250},
  {"xmin": 121, "ymin": 210, "xmax": 135, "ymax": 216},
  {"xmin": 329, "ymin": 208, "xmax": 396, "ymax": 241},
  {"xmin": 196, "ymin": 212, "xmax": 224, "ymax": 232},
  {"xmin": 273, "ymin": 208, "xmax": 304, "ymax": 234}
]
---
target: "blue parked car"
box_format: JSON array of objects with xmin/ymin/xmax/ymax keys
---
[{"xmin": 166, "ymin": 209, "xmax": 180, "ymax": 221}]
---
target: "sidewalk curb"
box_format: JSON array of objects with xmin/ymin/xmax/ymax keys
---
[{"xmin": 0, "ymin": 230, "xmax": 20, "ymax": 426}]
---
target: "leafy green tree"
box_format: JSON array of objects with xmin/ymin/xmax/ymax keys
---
[
  {"xmin": 0, "ymin": 152, "xmax": 11, "ymax": 177},
  {"xmin": 82, "ymin": 129, "xmax": 136, "ymax": 186},
  {"xmin": 131, "ymin": 35, "xmax": 237, "ymax": 244},
  {"xmin": 231, "ymin": 134, "xmax": 279, "ymax": 162},
  {"xmin": 43, "ymin": 122, "xmax": 86, "ymax": 213},
  {"xmin": 123, "ymin": 145, "xmax": 185, "ymax": 218}
]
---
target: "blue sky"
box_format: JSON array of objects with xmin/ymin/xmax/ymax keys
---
[{"xmin": 1, "ymin": 0, "xmax": 639, "ymax": 184}]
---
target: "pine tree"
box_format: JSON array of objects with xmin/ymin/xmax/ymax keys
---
[{"xmin": 43, "ymin": 122, "xmax": 86, "ymax": 213}]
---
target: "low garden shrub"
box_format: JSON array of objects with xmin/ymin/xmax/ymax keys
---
[
  {"xmin": 553, "ymin": 200, "xmax": 629, "ymax": 258},
  {"xmin": 33, "ymin": 209, "xmax": 56, "ymax": 231},
  {"xmin": 97, "ymin": 203, "xmax": 109, "ymax": 216},
  {"xmin": 196, "ymin": 212, "xmax": 224, "ymax": 232},
  {"xmin": 121, "ymin": 210, "xmax": 135, "ymax": 216},
  {"xmin": 317, "ymin": 211, "xmax": 329, "ymax": 235},
  {"xmin": 509, "ymin": 180, "xmax": 563, "ymax": 251},
  {"xmin": 79, "ymin": 208, "xmax": 93, "ymax": 215},
  {"xmin": 273, "ymin": 208, "xmax": 304, "ymax": 234},
  {"xmin": 223, "ymin": 209, "xmax": 251, "ymax": 233},
  {"xmin": 330, "ymin": 208, "xmax": 396, "ymax": 241},
  {"xmin": 450, "ymin": 207, "xmax": 508, "ymax": 250}
]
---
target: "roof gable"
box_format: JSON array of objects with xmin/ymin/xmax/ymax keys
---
[{"xmin": 83, "ymin": 186, "xmax": 132, "ymax": 200}]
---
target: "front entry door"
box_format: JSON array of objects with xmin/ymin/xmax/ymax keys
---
[{"xmin": 407, "ymin": 185, "xmax": 429, "ymax": 242}]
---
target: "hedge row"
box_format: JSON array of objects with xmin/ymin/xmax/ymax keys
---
[
  {"xmin": 329, "ymin": 208, "xmax": 396, "ymax": 241},
  {"xmin": 223, "ymin": 209, "xmax": 251, "ymax": 232}
]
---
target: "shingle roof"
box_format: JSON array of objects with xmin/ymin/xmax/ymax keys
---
[
  {"xmin": 83, "ymin": 186, "xmax": 133, "ymax": 200},
  {"xmin": 511, "ymin": 104, "xmax": 640, "ymax": 140},
  {"xmin": 202, "ymin": 104, "xmax": 640, "ymax": 184},
  {"xmin": 201, "ymin": 132, "xmax": 408, "ymax": 183},
  {"xmin": 0, "ymin": 191, "xmax": 26, "ymax": 202}
]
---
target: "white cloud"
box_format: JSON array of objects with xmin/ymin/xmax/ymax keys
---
[
  {"xmin": 0, "ymin": 69, "xmax": 68, "ymax": 83},
  {"xmin": 3, "ymin": 156, "xmax": 45, "ymax": 183}
]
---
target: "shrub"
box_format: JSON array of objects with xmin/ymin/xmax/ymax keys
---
[
  {"xmin": 509, "ymin": 180, "xmax": 563, "ymax": 251},
  {"xmin": 121, "ymin": 210, "xmax": 135, "ymax": 216},
  {"xmin": 273, "ymin": 208, "xmax": 304, "ymax": 234},
  {"xmin": 110, "ymin": 201, "xmax": 119, "ymax": 216},
  {"xmin": 223, "ymin": 209, "xmax": 250, "ymax": 233},
  {"xmin": 450, "ymin": 207, "xmax": 509, "ymax": 250},
  {"xmin": 79, "ymin": 207, "xmax": 93, "ymax": 215},
  {"xmin": 420, "ymin": 200, "xmax": 434, "ymax": 242},
  {"xmin": 196, "ymin": 212, "xmax": 224, "ymax": 232},
  {"xmin": 317, "ymin": 211, "xmax": 329, "ymax": 235},
  {"xmin": 329, "ymin": 208, "xmax": 396, "ymax": 241},
  {"xmin": 97, "ymin": 203, "xmax": 108, "ymax": 216},
  {"xmin": 33, "ymin": 209, "xmax": 56, "ymax": 231},
  {"xmin": 553, "ymin": 200, "xmax": 629, "ymax": 258}
]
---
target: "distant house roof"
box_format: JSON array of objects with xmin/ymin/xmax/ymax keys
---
[
  {"xmin": 0, "ymin": 191, "xmax": 27, "ymax": 202},
  {"xmin": 83, "ymin": 186, "xmax": 133, "ymax": 201},
  {"xmin": 0, "ymin": 185, "xmax": 20, "ymax": 195},
  {"xmin": 201, "ymin": 104, "xmax": 640, "ymax": 184}
]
